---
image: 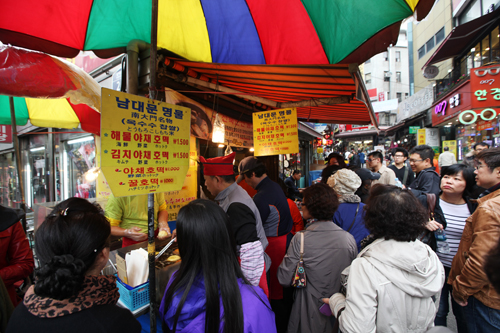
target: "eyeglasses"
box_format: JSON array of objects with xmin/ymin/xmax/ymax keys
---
[
  {"xmin": 367, "ymin": 158, "xmax": 378, "ymax": 162},
  {"xmin": 409, "ymin": 159, "xmax": 423, "ymax": 163},
  {"xmin": 475, "ymin": 163, "xmax": 487, "ymax": 170}
]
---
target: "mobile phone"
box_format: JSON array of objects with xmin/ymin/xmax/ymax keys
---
[{"xmin": 319, "ymin": 303, "xmax": 332, "ymax": 316}]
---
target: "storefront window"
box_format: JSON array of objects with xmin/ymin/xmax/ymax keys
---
[
  {"xmin": 28, "ymin": 146, "xmax": 47, "ymax": 207},
  {"xmin": 491, "ymin": 26, "xmax": 499, "ymax": 62},
  {"xmin": 459, "ymin": 0, "xmax": 480, "ymax": 25},
  {"xmin": 0, "ymin": 152, "xmax": 21, "ymax": 209},
  {"xmin": 482, "ymin": 34, "xmax": 490, "ymax": 64},
  {"xmin": 63, "ymin": 136, "xmax": 96, "ymax": 199},
  {"xmin": 473, "ymin": 42, "xmax": 482, "ymax": 67}
]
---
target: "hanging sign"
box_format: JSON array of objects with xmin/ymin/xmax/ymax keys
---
[
  {"xmin": 470, "ymin": 64, "xmax": 500, "ymax": 109},
  {"xmin": 0, "ymin": 125, "xmax": 12, "ymax": 144},
  {"xmin": 409, "ymin": 126, "xmax": 421, "ymax": 134},
  {"xmin": 164, "ymin": 88, "xmax": 253, "ymax": 147},
  {"xmin": 101, "ymin": 88, "xmax": 191, "ymax": 197},
  {"xmin": 253, "ymin": 108, "xmax": 299, "ymax": 156}
]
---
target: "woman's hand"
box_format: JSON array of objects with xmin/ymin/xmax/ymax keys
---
[{"xmin": 425, "ymin": 220, "xmax": 443, "ymax": 232}]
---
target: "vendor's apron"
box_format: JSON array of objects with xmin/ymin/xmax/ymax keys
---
[
  {"xmin": 266, "ymin": 234, "xmax": 289, "ymax": 300},
  {"xmin": 237, "ymin": 257, "xmax": 269, "ymax": 299},
  {"xmin": 122, "ymin": 229, "xmax": 158, "ymax": 247}
]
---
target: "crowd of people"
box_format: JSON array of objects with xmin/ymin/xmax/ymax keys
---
[{"xmin": 1, "ymin": 144, "xmax": 500, "ymax": 333}]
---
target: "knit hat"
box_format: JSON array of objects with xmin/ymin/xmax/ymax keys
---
[
  {"xmin": 327, "ymin": 169, "xmax": 362, "ymax": 196},
  {"xmin": 199, "ymin": 152, "xmax": 235, "ymax": 176}
]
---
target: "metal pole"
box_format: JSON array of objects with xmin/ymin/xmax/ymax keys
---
[
  {"xmin": 9, "ymin": 97, "xmax": 26, "ymax": 218},
  {"xmin": 148, "ymin": 0, "xmax": 159, "ymax": 331}
]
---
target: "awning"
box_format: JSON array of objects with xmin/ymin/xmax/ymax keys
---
[
  {"xmin": 334, "ymin": 129, "xmax": 382, "ymax": 138},
  {"xmin": 384, "ymin": 110, "xmax": 427, "ymax": 135},
  {"xmin": 164, "ymin": 57, "xmax": 378, "ymax": 125},
  {"xmin": 298, "ymin": 122, "xmax": 323, "ymax": 139},
  {"xmin": 424, "ymin": 8, "xmax": 500, "ymax": 67}
]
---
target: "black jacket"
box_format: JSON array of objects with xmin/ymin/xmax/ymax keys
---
[
  {"xmin": 6, "ymin": 302, "xmax": 141, "ymax": 333},
  {"xmin": 409, "ymin": 167, "xmax": 440, "ymax": 198},
  {"xmin": 419, "ymin": 195, "xmax": 477, "ymax": 251}
]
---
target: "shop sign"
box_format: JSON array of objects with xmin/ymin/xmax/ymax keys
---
[
  {"xmin": 432, "ymin": 81, "xmax": 472, "ymax": 126},
  {"xmin": 418, "ymin": 129, "xmax": 426, "ymax": 145},
  {"xmin": 417, "ymin": 128, "xmax": 439, "ymax": 146},
  {"xmin": 470, "ymin": 64, "xmax": 500, "ymax": 109},
  {"xmin": 435, "ymin": 93, "xmax": 460, "ymax": 116},
  {"xmin": 397, "ymin": 84, "xmax": 433, "ymax": 123},
  {"xmin": 0, "ymin": 125, "xmax": 12, "ymax": 144},
  {"xmin": 458, "ymin": 108, "xmax": 497, "ymax": 125},
  {"xmin": 409, "ymin": 126, "xmax": 420, "ymax": 134},
  {"xmin": 476, "ymin": 119, "xmax": 495, "ymax": 131},
  {"xmin": 164, "ymin": 89, "xmax": 253, "ymax": 147},
  {"xmin": 253, "ymin": 108, "xmax": 299, "ymax": 156},
  {"xmin": 100, "ymin": 88, "xmax": 191, "ymax": 197},
  {"xmin": 443, "ymin": 140, "xmax": 457, "ymax": 158},
  {"xmin": 423, "ymin": 65, "xmax": 439, "ymax": 79}
]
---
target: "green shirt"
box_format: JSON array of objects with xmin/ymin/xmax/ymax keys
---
[{"xmin": 105, "ymin": 193, "xmax": 167, "ymax": 233}]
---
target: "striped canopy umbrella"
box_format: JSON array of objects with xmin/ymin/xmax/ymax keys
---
[
  {"xmin": 0, "ymin": 44, "xmax": 101, "ymax": 135},
  {"xmin": 0, "ymin": 0, "xmax": 434, "ymax": 65}
]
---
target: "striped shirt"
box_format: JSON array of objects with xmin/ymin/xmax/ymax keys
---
[{"xmin": 438, "ymin": 200, "xmax": 471, "ymax": 267}]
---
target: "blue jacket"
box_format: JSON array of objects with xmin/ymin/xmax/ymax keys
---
[
  {"xmin": 333, "ymin": 202, "xmax": 370, "ymax": 252},
  {"xmin": 359, "ymin": 152, "xmax": 365, "ymax": 164},
  {"xmin": 160, "ymin": 275, "xmax": 275, "ymax": 333}
]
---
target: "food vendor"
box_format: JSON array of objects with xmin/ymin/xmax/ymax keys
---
[{"xmin": 105, "ymin": 193, "xmax": 171, "ymax": 247}]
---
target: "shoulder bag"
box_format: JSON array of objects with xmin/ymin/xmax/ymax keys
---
[
  {"xmin": 291, "ymin": 232, "xmax": 307, "ymax": 288},
  {"xmin": 419, "ymin": 193, "xmax": 436, "ymax": 248}
]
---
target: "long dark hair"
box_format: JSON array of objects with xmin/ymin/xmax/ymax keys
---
[
  {"xmin": 161, "ymin": 199, "xmax": 247, "ymax": 333},
  {"xmin": 34, "ymin": 198, "xmax": 110, "ymax": 300}
]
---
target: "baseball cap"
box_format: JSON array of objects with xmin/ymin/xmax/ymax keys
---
[
  {"xmin": 354, "ymin": 168, "xmax": 381, "ymax": 182},
  {"xmin": 236, "ymin": 156, "xmax": 263, "ymax": 183}
]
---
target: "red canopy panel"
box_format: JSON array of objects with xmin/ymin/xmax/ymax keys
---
[{"xmin": 166, "ymin": 58, "xmax": 374, "ymax": 125}]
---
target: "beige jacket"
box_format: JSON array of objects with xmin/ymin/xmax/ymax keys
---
[
  {"xmin": 372, "ymin": 165, "xmax": 396, "ymax": 186},
  {"xmin": 332, "ymin": 238, "xmax": 444, "ymax": 333},
  {"xmin": 448, "ymin": 188, "xmax": 500, "ymax": 309}
]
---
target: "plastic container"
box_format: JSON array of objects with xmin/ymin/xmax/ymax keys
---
[
  {"xmin": 435, "ymin": 229, "xmax": 450, "ymax": 254},
  {"xmin": 395, "ymin": 178, "xmax": 403, "ymax": 188},
  {"xmin": 116, "ymin": 276, "xmax": 149, "ymax": 311}
]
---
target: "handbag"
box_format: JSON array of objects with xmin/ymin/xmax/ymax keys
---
[
  {"xmin": 291, "ymin": 232, "xmax": 306, "ymax": 288},
  {"xmin": 419, "ymin": 193, "xmax": 436, "ymax": 247}
]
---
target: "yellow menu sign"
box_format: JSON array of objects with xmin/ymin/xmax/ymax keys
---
[
  {"xmin": 417, "ymin": 129, "xmax": 426, "ymax": 145},
  {"xmin": 101, "ymin": 88, "xmax": 191, "ymax": 197},
  {"xmin": 164, "ymin": 136, "xmax": 198, "ymax": 222},
  {"xmin": 443, "ymin": 140, "xmax": 457, "ymax": 158},
  {"xmin": 253, "ymin": 108, "xmax": 299, "ymax": 156}
]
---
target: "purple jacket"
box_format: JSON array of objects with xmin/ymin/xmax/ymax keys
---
[{"xmin": 160, "ymin": 275, "xmax": 276, "ymax": 333}]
